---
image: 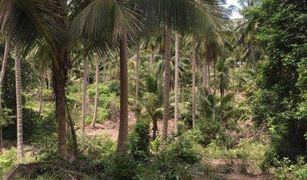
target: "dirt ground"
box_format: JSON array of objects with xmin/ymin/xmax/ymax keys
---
[
  {"xmin": 204, "ymin": 158, "xmax": 270, "ymax": 180},
  {"xmin": 84, "ymin": 112, "xmax": 176, "ymax": 140}
]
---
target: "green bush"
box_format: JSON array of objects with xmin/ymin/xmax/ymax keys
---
[
  {"xmin": 128, "ymin": 119, "xmax": 150, "ymax": 161},
  {"xmin": 136, "ymin": 134, "xmax": 202, "ymax": 179},
  {"xmin": 216, "ymin": 130, "xmax": 237, "ymax": 149},
  {"xmin": 273, "ymin": 157, "xmax": 307, "ymax": 180},
  {"xmin": 190, "ymin": 119, "xmax": 220, "ymax": 146},
  {"xmin": 164, "ymin": 135, "xmax": 201, "ymax": 165},
  {"xmin": 0, "ymin": 148, "xmax": 16, "ymax": 176},
  {"xmin": 103, "ymin": 154, "xmax": 136, "ymax": 179},
  {"xmin": 78, "ymin": 135, "xmax": 116, "ymax": 160},
  {"xmin": 249, "ymin": 0, "xmax": 307, "ymax": 161}
]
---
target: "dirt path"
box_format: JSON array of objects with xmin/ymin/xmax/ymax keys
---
[{"xmin": 83, "ymin": 112, "xmax": 176, "ymax": 140}]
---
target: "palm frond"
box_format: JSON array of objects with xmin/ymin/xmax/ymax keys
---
[
  {"xmin": 0, "ymin": 0, "xmax": 65, "ymax": 54},
  {"xmin": 70, "ymin": 0, "xmax": 141, "ymax": 43}
]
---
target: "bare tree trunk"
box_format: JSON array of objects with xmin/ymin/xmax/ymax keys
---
[
  {"xmin": 81, "ymin": 56, "xmax": 89, "ymax": 134},
  {"xmin": 162, "ymin": 28, "xmax": 171, "ymax": 140},
  {"xmin": 91, "ymin": 56, "xmax": 99, "ymax": 128},
  {"xmin": 135, "ymin": 45, "xmax": 140, "ymax": 99},
  {"xmin": 192, "ymin": 37, "xmax": 196, "ymax": 128},
  {"xmin": 174, "ymin": 33, "xmax": 179, "ymax": 135},
  {"xmin": 0, "ymin": 39, "xmax": 9, "ymax": 155},
  {"xmin": 15, "ymin": 51, "xmax": 24, "ymax": 161},
  {"xmin": 117, "ymin": 32, "xmax": 129, "ymax": 153}
]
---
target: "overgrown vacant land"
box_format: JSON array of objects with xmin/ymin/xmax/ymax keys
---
[{"xmin": 0, "ymin": 0, "xmax": 306, "ymax": 179}]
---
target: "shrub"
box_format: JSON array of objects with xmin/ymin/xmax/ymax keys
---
[
  {"xmin": 0, "ymin": 148, "xmax": 16, "ymax": 176},
  {"xmin": 190, "ymin": 118, "xmax": 220, "ymax": 146},
  {"xmin": 136, "ymin": 134, "xmax": 202, "ymax": 179},
  {"xmin": 103, "ymin": 154, "xmax": 136, "ymax": 179},
  {"xmin": 78, "ymin": 135, "xmax": 116, "ymax": 160},
  {"xmin": 128, "ymin": 119, "xmax": 150, "ymax": 161},
  {"xmin": 273, "ymin": 157, "xmax": 307, "ymax": 180}
]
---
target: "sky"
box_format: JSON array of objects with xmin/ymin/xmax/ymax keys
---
[{"xmin": 226, "ymin": 0, "xmax": 243, "ymax": 19}]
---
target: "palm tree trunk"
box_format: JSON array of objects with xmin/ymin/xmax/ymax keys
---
[
  {"xmin": 213, "ymin": 60, "xmax": 216, "ymax": 95},
  {"xmin": 203, "ymin": 60, "xmax": 208, "ymax": 89},
  {"xmin": 220, "ymin": 88, "xmax": 224, "ymax": 99},
  {"xmin": 152, "ymin": 116, "xmax": 158, "ymax": 140},
  {"xmin": 150, "ymin": 50, "xmax": 154, "ymax": 72},
  {"xmin": 66, "ymin": 100, "xmax": 78, "ymax": 158},
  {"xmin": 15, "ymin": 51, "xmax": 24, "ymax": 161},
  {"xmin": 0, "ymin": 39, "xmax": 9, "ymax": 155},
  {"xmin": 117, "ymin": 32, "xmax": 129, "ymax": 153},
  {"xmin": 207, "ymin": 62, "xmax": 211, "ymax": 92},
  {"xmin": 135, "ymin": 44, "xmax": 140, "ymax": 99},
  {"xmin": 206, "ymin": 44, "xmax": 213, "ymax": 93},
  {"xmin": 91, "ymin": 56, "xmax": 99, "ymax": 128},
  {"xmin": 81, "ymin": 56, "xmax": 89, "ymax": 134},
  {"xmin": 53, "ymin": 57, "xmax": 67, "ymax": 158},
  {"xmin": 162, "ymin": 28, "xmax": 171, "ymax": 140},
  {"xmin": 38, "ymin": 75, "xmax": 44, "ymax": 114},
  {"xmin": 174, "ymin": 33, "xmax": 179, "ymax": 135},
  {"xmin": 192, "ymin": 37, "xmax": 196, "ymax": 128}
]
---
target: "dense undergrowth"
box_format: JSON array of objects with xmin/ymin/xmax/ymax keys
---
[{"xmin": 1, "ymin": 120, "xmax": 206, "ymax": 179}]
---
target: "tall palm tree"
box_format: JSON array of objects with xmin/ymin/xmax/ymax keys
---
[
  {"xmin": 0, "ymin": 38, "xmax": 9, "ymax": 155},
  {"xmin": 192, "ymin": 36, "xmax": 197, "ymax": 128},
  {"xmin": 216, "ymin": 58, "xmax": 232, "ymax": 99},
  {"xmin": 161, "ymin": 28, "xmax": 171, "ymax": 140},
  {"xmin": 15, "ymin": 50, "xmax": 23, "ymax": 160},
  {"xmin": 91, "ymin": 55, "xmax": 100, "ymax": 128},
  {"xmin": 135, "ymin": 44, "xmax": 140, "ymax": 99},
  {"xmin": 117, "ymin": 32, "xmax": 129, "ymax": 153},
  {"xmin": 174, "ymin": 33, "xmax": 179, "ymax": 135},
  {"xmin": 81, "ymin": 56, "xmax": 89, "ymax": 134},
  {"xmin": 0, "ymin": 0, "xmax": 138, "ymax": 157}
]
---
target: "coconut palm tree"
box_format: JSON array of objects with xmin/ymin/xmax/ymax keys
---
[
  {"xmin": 192, "ymin": 36, "xmax": 197, "ymax": 128},
  {"xmin": 174, "ymin": 33, "xmax": 179, "ymax": 135},
  {"xmin": 91, "ymin": 55, "xmax": 100, "ymax": 128},
  {"xmin": 161, "ymin": 28, "xmax": 171, "ymax": 140},
  {"xmin": 81, "ymin": 56, "xmax": 89, "ymax": 134},
  {"xmin": 135, "ymin": 44, "xmax": 140, "ymax": 99},
  {"xmin": 15, "ymin": 50, "xmax": 24, "ymax": 160},
  {"xmin": 0, "ymin": 38, "xmax": 9, "ymax": 154},
  {"xmin": 148, "ymin": 0, "xmax": 225, "ymax": 138},
  {"xmin": 0, "ymin": 0, "xmax": 139, "ymax": 157},
  {"xmin": 117, "ymin": 32, "xmax": 129, "ymax": 153},
  {"xmin": 216, "ymin": 58, "xmax": 232, "ymax": 99}
]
